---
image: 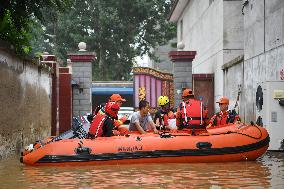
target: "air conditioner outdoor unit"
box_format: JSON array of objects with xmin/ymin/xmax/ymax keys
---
[{"xmin": 255, "ymin": 81, "xmax": 284, "ymax": 151}]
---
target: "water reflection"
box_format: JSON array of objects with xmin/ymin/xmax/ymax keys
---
[{"xmin": 0, "ymin": 152, "xmax": 284, "ymax": 188}]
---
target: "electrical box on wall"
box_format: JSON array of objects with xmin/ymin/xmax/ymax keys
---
[
  {"xmin": 255, "ymin": 81, "xmax": 284, "ymax": 151},
  {"xmin": 273, "ymin": 90, "xmax": 284, "ymax": 99}
]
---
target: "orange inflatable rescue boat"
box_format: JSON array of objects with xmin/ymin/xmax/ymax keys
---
[{"xmin": 20, "ymin": 123, "xmax": 269, "ymax": 166}]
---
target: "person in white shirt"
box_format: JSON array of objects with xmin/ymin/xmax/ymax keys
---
[{"xmin": 129, "ymin": 100, "xmax": 159, "ymax": 134}]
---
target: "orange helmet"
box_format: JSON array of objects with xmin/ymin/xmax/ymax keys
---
[
  {"xmin": 216, "ymin": 97, "xmax": 229, "ymax": 104},
  {"xmin": 182, "ymin": 88, "xmax": 194, "ymax": 97},
  {"xmin": 105, "ymin": 102, "xmax": 120, "ymax": 117},
  {"xmin": 109, "ymin": 94, "xmax": 126, "ymax": 102}
]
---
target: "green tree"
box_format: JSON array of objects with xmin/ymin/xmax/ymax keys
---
[
  {"xmin": 0, "ymin": 0, "xmax": 72, "ymax": 55},
  {"xmin": 32, "ymin": 0, "xmax": 176, "ymax": 80}
]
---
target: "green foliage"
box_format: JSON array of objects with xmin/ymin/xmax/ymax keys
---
[
  {"xmin": 0, "ymin": 10, "xmax": 31, "ymax": 55},
  {"xmin": 31, "ymin": 0, "xmax": 176, "ymax": 80},
  {"xmin": 0, "ymin": 0, "xmax": 72, "ymax": 55}
]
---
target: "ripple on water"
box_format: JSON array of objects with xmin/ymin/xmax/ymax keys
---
[{"xmin": 0, "ymin": 152, "xmax": 284, "ymax": 188}]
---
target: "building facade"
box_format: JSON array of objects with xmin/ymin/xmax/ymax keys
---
[{"xmin": 169, "ymin": 0, "xmax": 284, "ymax": 123}]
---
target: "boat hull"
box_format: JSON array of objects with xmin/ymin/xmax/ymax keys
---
[{"xmin": 21, "ymin": 123, "xmax": 269, "ymax": 165}]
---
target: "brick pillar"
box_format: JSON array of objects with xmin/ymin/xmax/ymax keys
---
[
  {"xmin": 68, "ymin": 42, "xmax": 96, "ymax": 117},
  {"xmin": 41, "ymin": 54, "xmax": 58, "ymax": 136},
  {"xmin": 58, "ymin": 67, "xmax": 72, "ymax": 133},
  {"xmin": 168, "ymin": 51, "xmax": 196, "ymax": 107}
]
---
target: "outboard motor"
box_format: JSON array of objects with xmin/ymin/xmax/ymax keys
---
[{"xmin": 50, "ymin": 117, "xmax": 90, "ymax": 142}]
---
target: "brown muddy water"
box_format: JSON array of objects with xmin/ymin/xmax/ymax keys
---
[{"xmin": 0, "ymin": 152, "xmax": 283, "ymax": 189}]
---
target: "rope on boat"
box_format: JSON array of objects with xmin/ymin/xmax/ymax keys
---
[{"xmin": 159, "ymin": 125, "xmax": 263, "ymax": 140}]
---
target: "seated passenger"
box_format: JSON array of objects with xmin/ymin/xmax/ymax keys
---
[
  {"xmin": 129, "ymin": 100, "xmax": 159, "ymax": 134},
  {"xmin": 154, "ymin": 96, "xmax": 176, "ymax": 130},
  {"xmin": 88, "ymin": 102, "xmax": 120, "ymax": 138},
  {"xmin": 207, "ymin": 97, "xmax": 241, "ymax": 128}
]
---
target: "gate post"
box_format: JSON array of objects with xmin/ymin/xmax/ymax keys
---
[
  {"xmin": 68, "ymin": 42, "xmax": 96, "ymax": 117},
  {"xmin": 168, "ymin": 51, "xmax": 196, "ymax": 107}
]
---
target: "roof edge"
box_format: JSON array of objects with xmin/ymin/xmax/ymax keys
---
[{"xmin": 168, "ymin": 0, "xmax": 189, "ymax": 22}]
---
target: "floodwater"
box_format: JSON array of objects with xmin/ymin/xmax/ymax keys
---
[{"xmin": 0, "ymin": 152, "xmax": 284, "ymax": 189}]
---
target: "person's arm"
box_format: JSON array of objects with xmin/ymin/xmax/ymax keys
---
[
  {"xmin": 149, "ymin": 120, "xmax": 159, "ymax": 134},
  {"xmin": 147, "ymin": 115, "xmax": 158, "ymax": 134},
  {"xmin": 207, "ymin": 115, "xmax": 216, "ymax": 128},
  {"xmin": 114, "ymin": 115, "xmax": 129, "ymax": 128},
  {"xmin": 234, "ymin": 114, "xmax": 241, "ymax": 123},
  {"xmin": 134, "ymin": 121, "xmax": 147, "ymax": 134}
]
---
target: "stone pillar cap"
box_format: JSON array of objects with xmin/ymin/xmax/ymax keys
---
[{"xmin": 78, "ymin": 42, "xmax": 87, "ymax": 51}]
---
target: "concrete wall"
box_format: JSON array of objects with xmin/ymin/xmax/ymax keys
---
[
  {"xmin": 179, "ymin": 0, "xmax": 223, "ymax": 74},
  {"xmin": 223, "ymin": 0, "xmax": 244, "ymax": 66},
  {"xmin": 241, "ymin": 0, "xmax": 284, "ymax": 122},
  {"xmin": 171, "ymin": 0, "xmax": 284, "ymax": 121},
  {"xmin": 177, "ymin": 0, "xmax": 222, "ymax": 103},
  {"xmin": 223, "ymin": 57, "xmax": 244, "ymax": 115},
  {"xmin": 222, "ymin": 0, "xmax": 244, "ymax": 115},
  {"xmin": 0, "ymin": 47, "xmax": 51, "ymax": 159},
  {"xmin": 176, "ymin": 0, "xmax": 243, "ymax": 106}
]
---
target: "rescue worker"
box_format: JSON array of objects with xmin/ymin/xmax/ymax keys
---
[
  {"xmin": 207, "ymin": 97, "xmax": 241, "ymax": 128},
  {"xmin": 109, "ymin": 94, "xmax": 129, "ymax": 127},
  {"xmin": 154, "ymin": 96, "xmax": 175, "ymax": 130},
  {"xmin": 129, "ymin": 100, "xmax": 159, "ymax": 134},
  {"xmin": 176, "ymin": 88, "xmax": 207, "ymax": 132},
  {"xmin": 88, "ymin": 102, "xmax": 120, "ymax": 138},
  {"xmin": 91, "ymin": 94, "xmax": 128, "ymax": 127}
]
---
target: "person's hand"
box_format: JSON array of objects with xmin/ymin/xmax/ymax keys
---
[
  {"xmin": 141, "ymin": 131, "xmax": 147, "ymax": 134},
  {"xmin": 206, "ymin": 124, "xmax": 212, "ymax": 129},
  {"xmin": 113, "ymin": 130, "xmax": 120, "ymax": 136},
  {"xmin": 153, "ymin": 129, "xmax": 159, "ymax": 134}
]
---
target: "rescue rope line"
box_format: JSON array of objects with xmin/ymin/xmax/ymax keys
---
[
  {"xmin": 160, "ymin": 125, "xmax": 263, "ymax": 139},
  {"xmin": 202, "ymin": 125, "xmax": 263, "ymax": 140}
]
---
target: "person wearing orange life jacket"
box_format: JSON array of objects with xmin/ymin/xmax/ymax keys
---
[
  {"xmin": 207, "ymin": 97, "xmax": 241, "ymax": 128},
  {"xmin": 91, "ymin": 94, "xmax": 128, "ymax": 127},
  {"xmin": 154, "ymin": 96, "xmax": 175, "ymax": 130},
  {"xmin": 176, "ymin": 88, "xmax": 207, "ymax": 130},
  {"xmin": 109, "ymin": 94, "xmax": 129, "ymax": 128},
  {"xmin": 88, "ymin": 102, "xmax": 120, "ymax": 138}
]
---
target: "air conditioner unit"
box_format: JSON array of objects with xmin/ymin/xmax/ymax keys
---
[{"xmin": 255, "ymin": 81, "xmax": 284, "ymax": 151}]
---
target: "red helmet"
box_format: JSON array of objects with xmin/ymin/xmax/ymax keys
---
[{"xmin": 105, "ymin": 102, "xmax": 120, "ymax": 117}]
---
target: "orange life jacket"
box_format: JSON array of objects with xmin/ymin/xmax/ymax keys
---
[
  {"xmin": 88, "ymin": 111, "xmax": 106, "ymax": 138},
  {"xmin": 93, "ymin": 105, "xmax": 125, "ymax": 128},
  {"xmin": 209, "ymin": 110, "xmax": 240, "ymax": 126},
  {"xmin": 178, "ymin": 99, "xmax": 206, "ymax": 129}
]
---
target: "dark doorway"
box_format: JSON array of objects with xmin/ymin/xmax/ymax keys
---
[{"xmin": 193, "ymin": 74, "xmax": 214, "ymax": 117}]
